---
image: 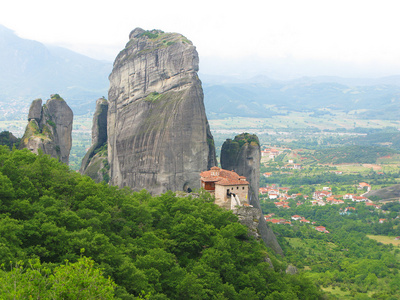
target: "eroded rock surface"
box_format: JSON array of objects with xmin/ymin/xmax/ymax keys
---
[
  {"xmin": 221, "ymin": 133, "xmax": 283, "ymax": 255},
  {"xmin": 234, "ymin": 206, "xmax": 261, "ymax": 240},
  {"xmin": 20, "ymin": 94, "xmax": 73, "ymax": 164},
  {"xmin": 108, "ymin": 28, "xmax": 216, "ymax": 194}
]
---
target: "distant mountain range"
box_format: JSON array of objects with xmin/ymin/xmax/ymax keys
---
[
  {"xmin": 201, "ymin": 74, "xmax": 400, "ymax": 120},
  {"xmin": 0, "ymin": 25, "xmax": 111, "ymax": 119},
  {"xmin": 1, "ymin": 24, "xmax": 400, "ymax": 121}
]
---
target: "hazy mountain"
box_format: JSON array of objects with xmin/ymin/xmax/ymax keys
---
[
  {"xmin": 0, "ymin": 25, "xmax": 112, "ymax": 119},
  {"xmin": 1, "ymin": 24, "xmax": 400, "ymax": 121},
  {"xmin": 201, "ymin": 74, "xmax": 400, "ymax": 119}
]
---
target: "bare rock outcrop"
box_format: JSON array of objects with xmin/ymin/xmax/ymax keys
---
[
  {"xmin": 286, "ymin": 264, "xmax": 298, "ymax": 275},
  {"xmin": 107, "ymin": 28, "xmax": 216, "ymax": 194},
  {"xmin": 20, "ymin": 94, "xmax": 73, "ymax": 164},
  {"xmin": 234, "ymin": 206, "xmax": 261, "ymax": 240},
  {"xmin": 221, "ymin": 133, "xmax": 283, "ymax": 255},
  {"xmin": 80, "ymin": 98, "xmax": 109, "ymax": 182}
]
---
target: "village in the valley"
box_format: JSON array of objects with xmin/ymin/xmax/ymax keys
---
[{"xmin": 258, "ymin": 146, "xmax": 400, "ymax": 237}]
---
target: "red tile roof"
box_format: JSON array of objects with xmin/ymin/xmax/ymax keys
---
[{"xmin": 200, "ymin": 167, "xmax": 249, "ymax": 186}]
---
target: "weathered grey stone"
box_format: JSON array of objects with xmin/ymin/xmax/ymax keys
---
[
  {"xmin": 20, "ymin": 95, "xmax": 73, "ymax": 164},
  {"xmin": 129, "ymin": 28, "xmax": 145, "ymax": 39},
  {"xmin": 264, "ymin": 256, "xmax": 274, "ymax": 270},
  {"xmin": 221, "ymin": 133, "xmax": 283, "ymax": 255},
  {"xmin": 81, "ymin": 153, "xmax": 109, "ymax": 183},
  {"xmin": 108, "ymin": 28, "xmax": 216, "ymax": 194},
  {"xmin": 44, "ymin": 97, "xmax": 73, "ymax": 164},
  {"xmin": 234, "ymin": 206, "xmax": 261, "ymax": 240},
  {"xmin": 80, "ymin": 97, "xmax": 109, "ymax": 177},
  {"xmin": 286, "ymin": 264, "xmax": 298, "ymax": 275},
  {"xmin": 28, "ymin": 98, "xmax": 42, "ymax": 121}
]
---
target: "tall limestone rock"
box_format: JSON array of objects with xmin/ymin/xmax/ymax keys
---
[
  {"xmin": 221, "ymin": 133, "xmax": 283, "ymax": 255},
  {"xmin": 80, "ymin": 97, "xmax": 109, "ymax": 183},
  {"xmin": 20, "ymin": 94, "xmax": 73, "ymax": 164},
  {"xmin": 108, "ymin": 28, "xmax": 216, "ymax": 194}
]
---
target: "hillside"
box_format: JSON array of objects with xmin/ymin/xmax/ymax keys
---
[
  {"xmin": 366, "ymin": 184, "xmax": 400, "ymax": 201},
  {"xmin": 0, "ymin": 147, "xmax": 325, "ymax": 299}
]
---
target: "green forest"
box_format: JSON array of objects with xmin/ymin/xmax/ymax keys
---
[
  {"xmin": 0, "ymin": 146, "xmax": 325, "ymax": 299},
  {"xmin": 260, "ymin": 200, "xmax": 400, "ymax": 299}
]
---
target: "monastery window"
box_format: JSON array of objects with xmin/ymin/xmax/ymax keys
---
[
  {"xmin": 242, "ymin": 187, "xmax": 245, "ymax": 190},
  {"xmin": 237, "ymin": 187, "xmax": 239, "ymax": 189}
]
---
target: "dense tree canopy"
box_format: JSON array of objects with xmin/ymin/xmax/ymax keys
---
[
  {"xmin": 261, "ymin": 199, "xmax": 400, "ymax": 298},
  {"xmin": 0, "ymin": 147, "xmax": 325, "ymax": 299}
]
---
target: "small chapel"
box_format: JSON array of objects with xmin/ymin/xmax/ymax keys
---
[{"xmin": 200, "ymin": 166, "xmax": 250, "ymax": 210}]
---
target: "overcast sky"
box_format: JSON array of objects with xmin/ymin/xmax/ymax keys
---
[{"xmin": 1, "ymin": 0, "xmax": 399, "ymax": 79}]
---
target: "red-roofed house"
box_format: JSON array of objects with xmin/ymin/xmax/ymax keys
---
[
  {"xmin": 333, "ymin": 199, "xmax": 344, "ymax": 205},
  {"xmin": 353, "ymin": 196, "xmax": 368, "ymax": 202},
  {"xmin": 271, "ymin": 219, "xmax": 281, "ymax": 224},
  {"xmin": 313, "ymin": 190, "xmax": 332, "ymax": 200},
  {"xmin": 200, "ymin": 167, "xmax": 249, "ymax": 210},
  {"xmin": 291, "ymin": 215, "xmax": 302, "ymax": 221},
  {"xmin": 365, "ymin": 202, "xmax": 381, "ymax": 209},
  {"xmin": 343, "ymin": 194, "xmax": 355, "ymax": 200},
  {"xmin": 268, "ymin": 192, "xmax": 279, "ymax": 199},
  {"xmin": 326, "ymin": 196, "xmax": 336, "ymax": 203},
  {"xmin": 359, "ymin": 182, "xmax": 371, "ymax": 189},
  {"xmin": 358, "ymin": 182, "xmax": 371, "ymax": 192},
  {"xmin": 315, "ymin": 226, "xmax": 327, "ymax": 232}
]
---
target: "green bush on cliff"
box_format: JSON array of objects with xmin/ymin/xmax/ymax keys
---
[
  {"xmin": 144, "ymin": 91, "xmax": 162, "ymax": 103},
  {"xmin": 140, "ymin": 30, "xmax": 164, "ymax": 40},
  {"xmin": 234, "ymin": 132, "xmax": 260, "ymax": 147},
  {"xmin": 0, "ymin": 146, "xmax": 325, "ymax": 299},
  {"xmin": 50, "ymin": 93, "xmax": 63, "ymax": 101}
]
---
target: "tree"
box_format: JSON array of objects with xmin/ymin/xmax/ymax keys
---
[{"xmin": 0, "ymin": 256, "xmax": 116, "ymax": 299}]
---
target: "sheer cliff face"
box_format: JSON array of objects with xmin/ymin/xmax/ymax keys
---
[
  {"xmin": 21, "ymin": 95, "xmax": 73, "ymax": 164},
  {"xmin": 221, "ymin": 133, "xmax": 283, "ymax": 255},
  {"xmin": 221, "ymin": 134, "xmax": 261, "ymax": 199},
  {"xmin": 108, "ymin": 28, "xmax": 216, "ymax": 194},
  {"xmin": 80, "ymin": 98, "xmax": 109, "ymax": 182}
]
